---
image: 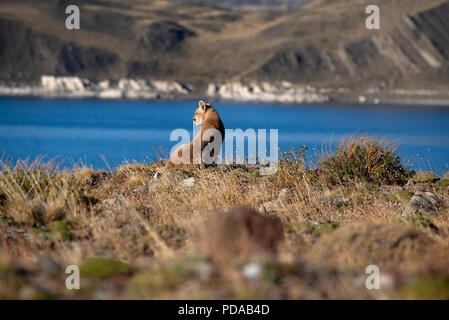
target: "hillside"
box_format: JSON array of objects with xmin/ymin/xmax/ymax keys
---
[
  {"xmin": 0, "ymin": 0, "xmax": 448, "ymax": 95},
  {"xmin": 1, "ymin": 135, "xmax": 449, "ymax": 299},
  {"xmin": 170, "ymin": 0, "xmax": 312, "ymax": 11}
]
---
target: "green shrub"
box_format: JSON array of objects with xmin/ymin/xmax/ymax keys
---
[
  {"xmin": 80, "ymin": 257, "xmax": 134, "ymax": 279},
  {"xmin": 320, "ymin": 134, "xmax": 413, "ymax": 185},
  {"xmin": 400, "ymin": 276, "xmax": 449, "ymax": 299},
  {"xmin": 386, "ymin": 190, "xmax": 414, "ymax": 202},
  {"xmin": 436, "ymin": 179, "xmax": 449, "ymax": 186}
]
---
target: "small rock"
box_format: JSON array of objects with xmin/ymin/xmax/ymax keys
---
[
  {"xmin": 196, "ymin": 206, "xmax": 284, "ymax": 264},
  {"xmin": 242, "ymin": 262, "xmax": 263, "ymax": 280},
  {"xmin": 195, "ymin": 261, "xmax": 216, "ymax": 282},
  {"xmin": 153, "ymin": 171, "xmax": 162, "ymax": 180},
  {"xmin": 334, "ymin": 197, "xmax": 350, "ymax": 205},
  {"xmin": 182, "ymin": 177, "xmax": 195, "ymax": 188},
  {"xmin": 403, "ymin": 191, "xmax": 440, "ymax": 216},
  {"xmin": 320, "ymin": 196, "xmax": 350, "ymax": 206}
]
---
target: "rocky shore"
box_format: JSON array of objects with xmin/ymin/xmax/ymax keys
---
[
  {"xmin": 0, "ymin": 76, "xmax": 191, "ymax": 100},
  {"xmin": 206, "ymin": 82, "xmax": 330, "ymax": 104},
  {"xmin": 2, "ymin": 76, "xmax": 449, "ymax": 106},
  {"xmin": 0, "ymin": 76, "xmax": 330, "ymax": 104}
]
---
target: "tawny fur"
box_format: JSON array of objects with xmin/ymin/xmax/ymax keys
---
[{"xmin": 164, "ymin": 100, "xmax": 225, "ymax": 170}]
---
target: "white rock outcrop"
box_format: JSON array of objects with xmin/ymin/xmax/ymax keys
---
[
  {"xmin": 1, "ymin": 76, "xmax": 330, "ymax": 104},
  {"xmin": 0, "ymin": 76, "xmax": 192, "ymax": 99},
  {"xmin": 207, "ymin": 81, "xmax": 330, "ymax": 104}
]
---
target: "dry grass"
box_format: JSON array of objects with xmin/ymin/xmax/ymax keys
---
[{"xmin": 0, "ymin": 135, "xmax": 448, "ymax": 299}]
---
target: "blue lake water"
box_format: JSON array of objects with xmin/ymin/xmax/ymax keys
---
[{"xmin": 0, "ymin": 97, "xmax": 448, "ymax": 174}]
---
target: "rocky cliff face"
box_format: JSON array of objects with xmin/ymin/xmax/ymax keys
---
[
  {"xmin": 251, "ymin": 1, "xmax": 449, "ymax": 86},
  {"xmin": 0, "ymin": 18, "xmax": 121, "ymax": 83},
  {"xmin": 138, "ymin": 21, "xmax": 196, "ymax": 52}
]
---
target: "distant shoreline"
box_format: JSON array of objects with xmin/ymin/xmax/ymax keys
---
[{"xmin": 1, "ymin": 75, "xmax": 449, "ymax": 107}]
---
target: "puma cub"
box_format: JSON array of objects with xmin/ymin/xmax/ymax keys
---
[{"xmin": 164, "ymin": 100, "xmax": 225, "ymax": 169}]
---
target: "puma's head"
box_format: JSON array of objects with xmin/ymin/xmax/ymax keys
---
[{"xmin": 193, "ymin": 100, "xmax": 211, "ymax": 125}]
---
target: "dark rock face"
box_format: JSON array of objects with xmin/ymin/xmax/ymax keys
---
[
  {"xmin": 413, "ymin": 3, "xmax": 449, "ymax": 60},
  {"xmin": 0, "ymin": 18, "xmax": 60, "ymax": 82},
  {"xmin": 126, "ymin": 60, "xmax": 168, "ymax": 78},
  {"xmin": 256, "ymin": 46, "xmax": 325, "ymax": 79},
  {"xmin": 57, "ymin": 44, "xmax": 119, "ymax": 75},
  {"xmin": 139, "ymin": 21, "xmax": 196, "ymax": 52},
  {"xmin": 196, "ymin": 206, "xmax": 284, "ymax": 264},
  {"xmin": 0, "ymin": 18, "xmax": 120, "ymax": 82},
  {"xmin": 254, "ymin": 1, "xmax": 449, "ymax": 84}
]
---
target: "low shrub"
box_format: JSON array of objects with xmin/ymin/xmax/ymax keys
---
[{"xmin": 320, "ymin": 134, "xmax": 413, "ymax": 185}]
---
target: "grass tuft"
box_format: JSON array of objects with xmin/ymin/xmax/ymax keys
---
[
  {"xmin": 80, "ymin": 257, "xmax": 134, "ymax": 279},
  {"xmin": 320, "ymin": 134, "xmax": 413, "ymax": 185}
]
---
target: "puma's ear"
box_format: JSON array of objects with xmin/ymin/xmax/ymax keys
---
[{"xmin": 199, "ymin": 100, "xmax": 206, "ymax": 111}]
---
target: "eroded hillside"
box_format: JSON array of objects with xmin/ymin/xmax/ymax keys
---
[{"xmin": 0, "ymin": 0, "xmax": 448, "ymax": 91}]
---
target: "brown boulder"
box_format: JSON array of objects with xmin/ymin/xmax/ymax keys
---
[{"xmin": 196, "ymin": 206, "xmax": 284, "ymax": 264}]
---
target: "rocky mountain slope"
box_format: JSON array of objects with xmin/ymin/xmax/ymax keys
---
[
  {"xmin": 0, "ymin": 0, "xmax": 448, "ymax": 95},
  {"xmin": 170, "ymin": 0, "xmax": 312, "ymax": 11},
  {"xmin": 253, "ymin": 1, "xmax": 449, "ymax": 88}
]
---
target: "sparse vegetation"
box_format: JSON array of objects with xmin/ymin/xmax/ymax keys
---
[
  {"xmin": 0, "ymin": 135, "xmax": 448, "ymax": 299},
  {"xmin": 399, "ymin": 276, "xmax": 449, "ymax": 299},
  {"xmin": 320, "ymin": 134, "xmax": 413, "ymax": 185}
]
